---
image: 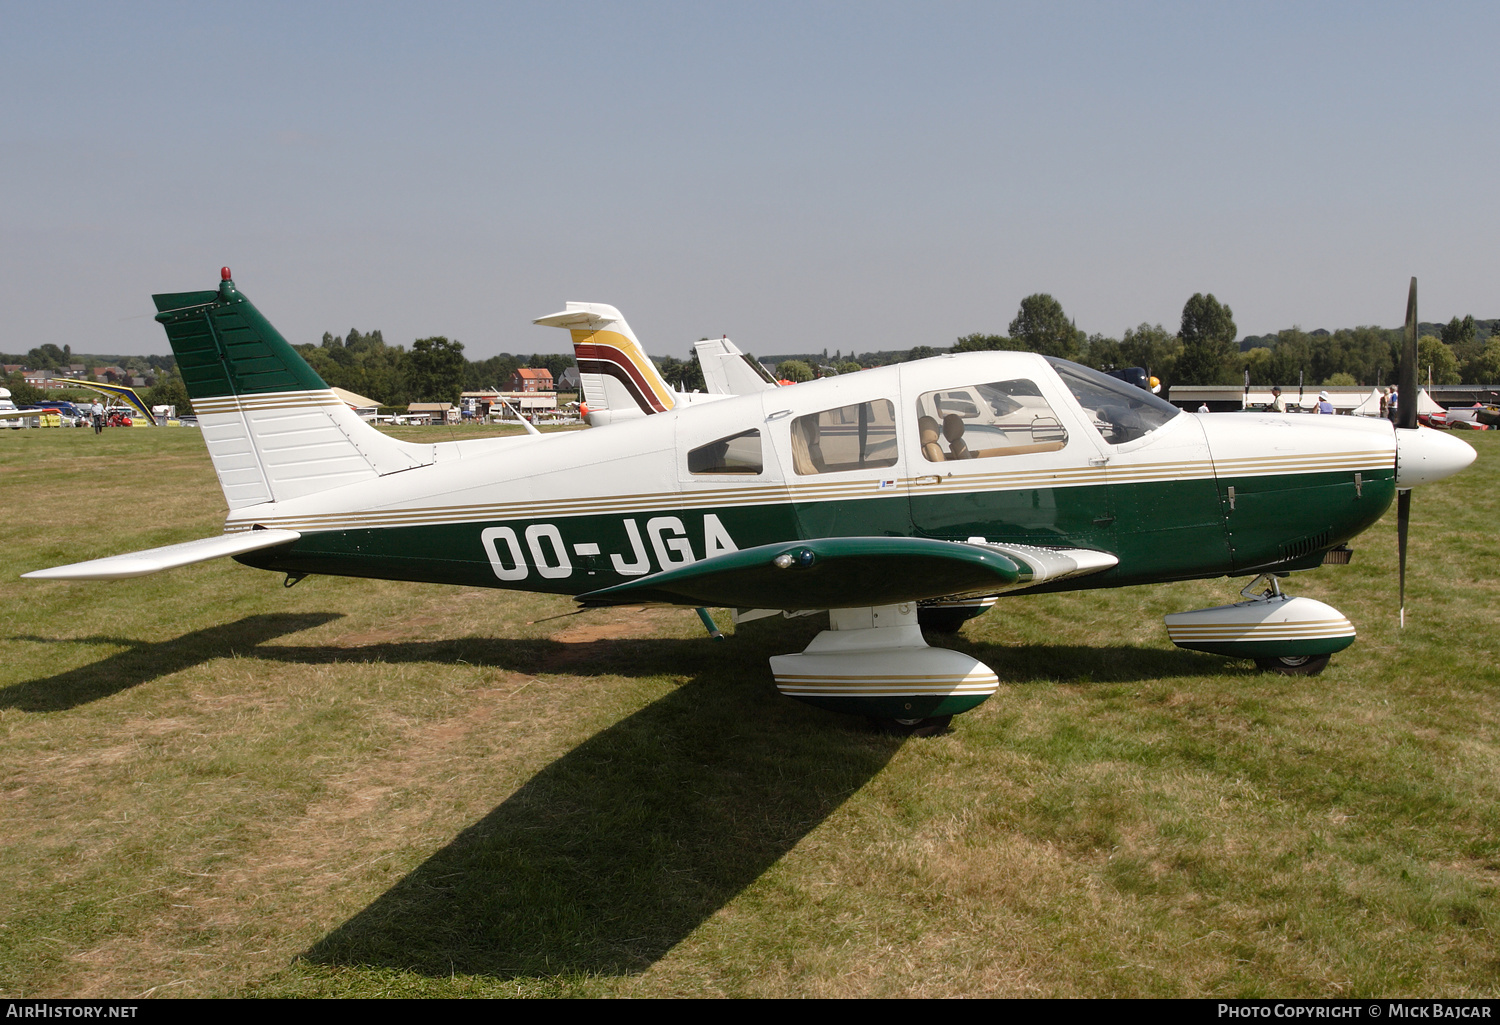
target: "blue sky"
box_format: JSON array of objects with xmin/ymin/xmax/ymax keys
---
[{"xmin": 3, "ymin": 1, "xmax": 1497, "ymax": 360}]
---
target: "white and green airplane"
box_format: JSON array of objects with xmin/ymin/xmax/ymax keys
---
[{"xmin": 24, "ymin": 271, "xmax": 1475, "ymax": 733}]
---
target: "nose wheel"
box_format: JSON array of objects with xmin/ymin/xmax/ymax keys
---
[{"xmin": 1164, "ymin": 575, "xmax": 1355, "ymax": 673}]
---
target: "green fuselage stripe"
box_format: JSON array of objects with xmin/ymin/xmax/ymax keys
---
[{"xmin": 237, "ymin": 469, "xmax": 1396, "ymax": 601}]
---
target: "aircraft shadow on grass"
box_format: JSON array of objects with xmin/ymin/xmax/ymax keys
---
[
  {"xmin": 2, "ymin": 612, "xmax": 343, "ymax": 711},
  {"xmin": 5, "ymin": 610, "xmax": 1223, "ymax": 716},
  {"xmin": 299, "ymin": 658, "xmax": 899, "ymax": 979},
  {"xmin": 8, "ymin": 610, "xmax": 1226, "ymax": 979},
  {"xmin": 280, "ymin": 621, "xmax": 1225, "ymax": 980}
]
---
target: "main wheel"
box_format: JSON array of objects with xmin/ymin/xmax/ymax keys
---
[
  {"xmin": 917, "ymin": 607, "xmax": 970, "ymax": 634},
  {"xmin": 1254, "ymin": 654, "xmax": 1331, "ymax": 676},
  {"xmin": 868, "ymin": 715, "xmax": 953, "ymax": 737}
]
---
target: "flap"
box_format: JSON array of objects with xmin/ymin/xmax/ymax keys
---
[{"xmin": 577, "ymin": 536, "xmax": 1023, "ymax": 611}]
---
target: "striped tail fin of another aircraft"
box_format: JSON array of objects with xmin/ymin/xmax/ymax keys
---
[{"xmin": 534, "ymin": 302, "xmax": 676, "ymax": 425}]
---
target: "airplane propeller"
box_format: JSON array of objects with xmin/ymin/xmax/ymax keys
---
[
  {"xmin": 1397, "ymin": 277, "xmax": 1418, "ymax": 626},
  {"xmin": 1385, "ymin": 278, "xmax": 1478, "ymax": 628}
]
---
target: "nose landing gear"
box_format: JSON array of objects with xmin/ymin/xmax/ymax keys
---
[
  {"xmin": 1165, "ymin": 574, "xmax": 1355, "ymax": 676},
  {"xmin": 1253, "ymin": 653, "xmax": 1332, "ymax": 676}
]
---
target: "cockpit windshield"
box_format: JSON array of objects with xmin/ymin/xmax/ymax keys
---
[{"xmin": 1046, "ymin": 357, "xmax": 1180, "ymax": 445}]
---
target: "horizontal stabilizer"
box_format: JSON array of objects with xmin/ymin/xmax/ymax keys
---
[
  {"xmin": 23, "ymin": 529, "xmax": 301, "ymax": 581},
  {"xmin": 577, "ymin": 536, "xmax": 1025, "ymax": 610},
  {"xmin": 534, "ymin": 308, "xmax": 612, "ymax": 329}
]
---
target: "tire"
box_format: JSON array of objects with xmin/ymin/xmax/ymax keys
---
[
  {"xmin": 868, "ymin": 715, "xmax": 953, "ymax": 737},
  {"xmin": 1254, "ymin": 654, "xmax": 1331, "ymax": 676},
  {"xmin": 918, "ymin": 607, "xmax": 970, "ymax": 634}
]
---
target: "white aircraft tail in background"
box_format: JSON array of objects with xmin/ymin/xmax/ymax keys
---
[{"xmin": 694, "ymin": 336, "xmax": 779, "ymax": 396}]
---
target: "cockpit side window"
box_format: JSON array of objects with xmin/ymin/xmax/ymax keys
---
[
  {"xmin": 915, "ymin": 380, "xmax": 1068, "ymax": 462},
  {"xmin": 1046, "ymin": 358, "xmax": 1179, "ymax": 445},
  {"xmin": 688, "ymin": 429, "xmax": 763, "ymax": 475},
  {"xmin": 790, "ymin": 399, "xmax": 898, "ymax": 475}
]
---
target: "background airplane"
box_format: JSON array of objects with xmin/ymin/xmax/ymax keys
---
[
  {"xmin": 535, "ymin": 302, "xmax": 729, "ymax": 426},
  {"xmin": 24, "ymin": 271, "xmax": 1475, "ymax": 734},
  {"xmin": 693, "ymin": 335, "xmax": 780, "ymax": 396},
  {"xmin": 538, "ymin": 302, "xmax": 778, "ymax": 426}
]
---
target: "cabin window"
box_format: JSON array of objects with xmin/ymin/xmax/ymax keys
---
[
  {"xmin": 1046, "ymin": 358, "xmax": 1179, "ymax": 445},
  {"xmin": 915, "ymin": 381, "xmax": 1068, "ymax": 462},
  {"xmin": 790, "ymin": 400, "xmax": 898, "ymax": 475},
  {"xmin": 688, "ymin": 429, "xmax": 764, "ymax": 475}
]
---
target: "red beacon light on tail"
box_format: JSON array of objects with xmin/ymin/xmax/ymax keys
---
[{"xmin": 221, "ymin": 267, "xmax": 232, "ymax": 281}]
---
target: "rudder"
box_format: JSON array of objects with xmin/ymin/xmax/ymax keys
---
[{"xmin": 154, "ymin": 269, "xmax": 432, "ymax": 510}]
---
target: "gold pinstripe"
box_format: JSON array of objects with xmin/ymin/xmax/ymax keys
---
[
  {"xmin": 225, "ymin": 452, "xmax": 1392, "ymax": 533},
  {"xmin": 194, "ymin": 390, "xmax": 348, "ymax": 415},
  {"xmin": 775, "ymin": 671, "xmax": 999, "ymax": 696},
  {"xmin": 1168, "ymin": 622, "xmax": 1354, "ymax": 640},
  {"xmin": 199, "ymin": 399, "xmax": 1389, "ymax": 534},
  {"xmin": 777, "ymin": 688, "xmax": 999, "ymax": 697}
]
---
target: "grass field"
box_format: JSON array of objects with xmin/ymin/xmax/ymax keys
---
[{"xmin": 1, "ymin": 422, "xmax": 1497, "ymax": 998}]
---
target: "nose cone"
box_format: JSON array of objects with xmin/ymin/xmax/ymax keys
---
[{"xmin": 1395, "ymin": 426, "xmax": 1477, "ymax": 488}]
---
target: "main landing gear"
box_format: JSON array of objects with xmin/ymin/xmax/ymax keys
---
[
  {"xmin": 868, "ymin": 714, "xmax": 954, "ymax": 737},
  {"xmin": 1165, "ymin": 574, "xmax": 1355, "ymax": 676},
  {"xmin": 768, "ymin": 603, "xmax": 998, "ymax": 732},
  {"xmin": 916, "ymin": 595, "xmax": 997, "ymax": 636}
]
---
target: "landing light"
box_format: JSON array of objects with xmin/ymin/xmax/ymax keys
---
[{"xmin": 774, "ymin": 549, "xmax": 816, "ymax": 569}]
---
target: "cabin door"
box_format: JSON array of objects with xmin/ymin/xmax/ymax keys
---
[{"xmin": 898, "ymin": 360, "xmax": 1117, "ymax": 550}]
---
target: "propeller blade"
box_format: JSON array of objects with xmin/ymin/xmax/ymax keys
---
[
  {"xmin": 1396, "ymin": 277, "xmax": 1417, "ymax": 627},
  {"xmin": 1397, "ymin": 489, "xmax": 1411, "ymax": 628},
  {"xmin": 1399, "ymin": 277, "xmax": 1419, "ymax": 430}
]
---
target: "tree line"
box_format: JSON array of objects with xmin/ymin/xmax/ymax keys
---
[
  {"xmin": 1, "ymin": 344, "xmax": 176, "ymax": 374},
  {"xmin": 765, "ymin": 294, "xmax": 1500, "ymax": 391},
  {"xmin": 3, "ymin": 330, "xmax": 583, "ymax": 414},
  {"xmin": 11, "ymin": 293, "xmax": 1496, "ymax": 417},
  {"xmin": 293, "ymin": 330, "xmax": 578, "ymax": 407}
]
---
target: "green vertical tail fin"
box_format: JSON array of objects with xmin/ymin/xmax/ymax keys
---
[
  {"xmin": 152, "ymin": 269, "xmax": 431, "ymax": 512},
  {"xmin": 153, "ymin": 269, "xmax": 328, "ymax": 400}
]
